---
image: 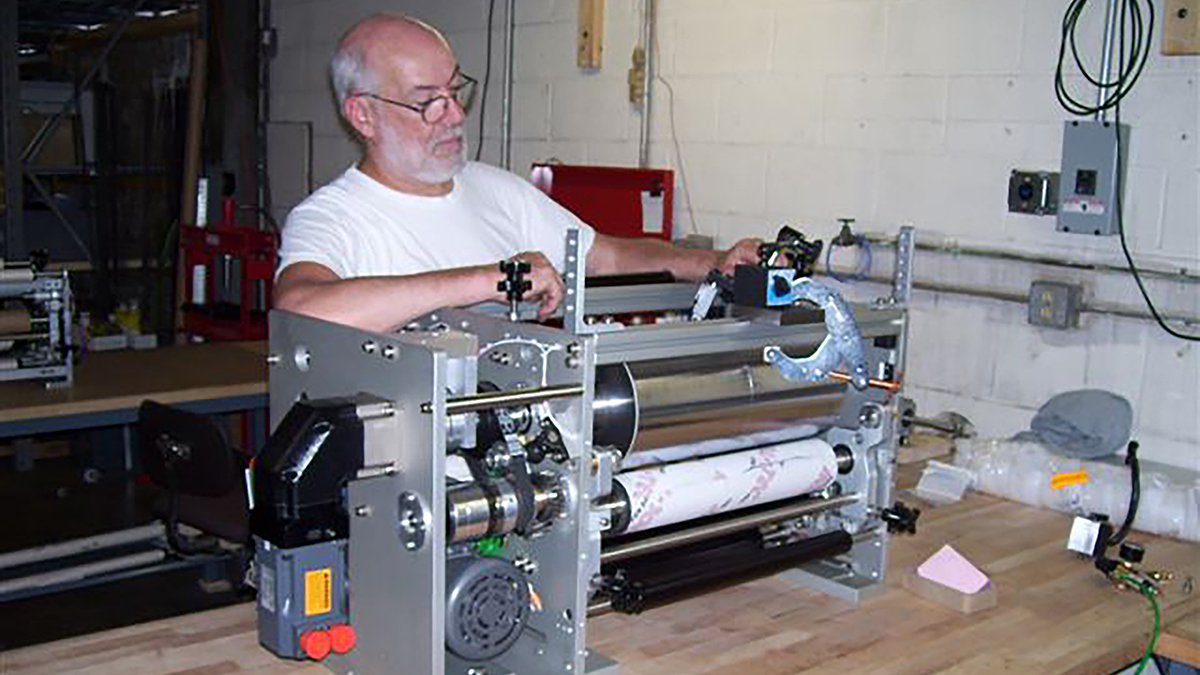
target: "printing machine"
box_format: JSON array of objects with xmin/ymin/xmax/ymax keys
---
[
  {"xmin": 0, "ymin": 254, "xmax": 73, "ymax": 387},
  {"xmin": 251, "ymin": 227, "xmax": 918, "ymax": 674}
]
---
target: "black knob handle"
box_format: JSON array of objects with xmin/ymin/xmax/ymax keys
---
[{"xmin": 498, "ymin": 260, "xmax": 532, "ymax": 303}]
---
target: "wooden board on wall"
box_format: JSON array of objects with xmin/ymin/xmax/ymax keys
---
[
  {"xmin": 578, "ymin": 0, "xmax": 604, "ymax": 69},
  {"xmin": 1164, "ymin": 0, "xmax": 1200, "ymax": 54}
]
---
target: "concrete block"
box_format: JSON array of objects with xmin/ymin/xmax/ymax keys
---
[
  {"xmin": 584, "ymin": 141, "xmax": 639, "ymax": 167},
  {"xmin": 1161, "ymin": 171, "xmax": 1199, "ymax": 260},
  {"xmin": 1132, "ymin": 436, "xmax": 1200, "ymax": 472},
  {"xmin": 989, "ymin": 306, "xmax": 1090, "ymax": 407},
  {"xmin": 649, "ymin": 76, "xmax": 720, "ymax": 143},
  {"xmin": 824, "ymin": 119, "xmax": 944, "ymax": 154},
  {"xmin": 671, "ymin": 9, "xmax": 773, "ymax": 75},
  {"xmin": 924, "ymin": 295, "xmax": 1006, "ymax": 396},
  {"xmin": 1083, "ymin": 316, "xmax": 1149, "ymax": 405},
  {"xmin": 946, "ymin": 75, "xmax": 1060, "ymax": 124},
  {"xmin": 1137, "ymin": 335, "xmax": 1199, "ymax": 443},
  {"xmin": 823, "ymin": 75, "xmax": 947, "ymax": 121},
  {"xmin": 716, "ymin": 74, "xmax": 823, "ymax": 145},
  {"xmin": 511, "ymin": 81, "xmax": 552, "ymax": 141},
  {"xmin": 678, "ymin": 143, "xmax": 768, "ymax": 216},
  {"xmin": 885, "ymin": 0, "xmax": 1023, "ymax": 75},
  {"xmin": 550, "ymin": 76, "xmax": 632, "ymax": 141},
  {"xmin": 772, "ymin": 2, "xmax": 887, "ymax": 74},
  {"xmin": 945, "ymin": 121, "xmax": 1062, "ymax": 166},
  {"xmin": 274, "ymin": 1, "xmax": 318, "ymax": 51},
  {"xmin": 271, "ymin": 46, "xmax": 313, "ymax": 94},
  {"xmin": 877, "ymin": 154, "xmax": 1004, "ymax": 236},
  {"xmin": 1121, "ymin": 75, "xmax": 1200, "ymax": 131},
  {"xmin": 517, "ymin": 0, "xmax": 575, "ymax": 26},
  {"xmin": 310, "ymin": 133, "xmax": 358, "ymax": 187},
  {"xmin": 765, "ymin": 147, "xmax": 878, "ymax": 223},
  {"xmin": 515, "ymin": 22, "xmax": 579, "ymax": 81}
]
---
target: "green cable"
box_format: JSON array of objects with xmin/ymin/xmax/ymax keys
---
[{"xmin": 1116, "ymin": 573, "xmax": 1161, "ymax": 675}]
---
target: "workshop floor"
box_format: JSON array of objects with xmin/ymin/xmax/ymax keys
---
[{"xmin": 0, "ymin": 452, "xmax": 248, "ymax": 651}]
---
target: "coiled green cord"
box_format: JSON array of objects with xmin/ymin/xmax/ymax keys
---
[{"xmin": 1115, "ymin": 572, "xmax": 1161, "ymax": 675}]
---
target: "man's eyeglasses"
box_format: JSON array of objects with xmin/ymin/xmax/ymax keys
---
[{"xmin": 353, "ymin": 73, "xmax": 478, "ymax": 125}]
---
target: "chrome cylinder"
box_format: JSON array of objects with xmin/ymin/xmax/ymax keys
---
[
  {"xmin": 446, "ymin": 480, "xmax": 520, "ymax": 544},
  {"xmin": 593, "ymin": 350, "xmax": 845, "ymax": 456}
]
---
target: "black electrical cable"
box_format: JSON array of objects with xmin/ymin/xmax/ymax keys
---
[
  {"xmin": 1108, "ymin": 3, "xmax": 1200, "ymax": 341},
  {"xmin": 1109, "ymin": 441, "xmax": 1141, "ymax": 546},
  {"xmin": 1054, "ymin": 0, "xmax": 1153, "ymax": 116},
  {"xmin": 474, "ymin": 0, "xmax": 497, "ymax": 162}
]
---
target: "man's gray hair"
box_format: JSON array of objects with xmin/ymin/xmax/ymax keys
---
[
  {"xmin": 330, "ymin": 38, "xmax": 376, "ymax": 108},
  {"xmin": 329, "ymin": 14, "xmax": 449, "ymax": 110}
]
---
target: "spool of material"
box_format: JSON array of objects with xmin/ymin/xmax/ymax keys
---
[
  {"xmin": 615, "ymin": 438, "xmax": 838, "ymax": 534},
  {"xmin": 0, "ymin": 308, "xmax": 32, "ymax": 335},
  {"xmin": 617, "ymin": 426, "xmax": 823, "ymax": 471}
]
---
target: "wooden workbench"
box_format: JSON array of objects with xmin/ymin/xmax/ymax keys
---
[
  {"xmin": 2, "ymin": 487, "xmax": 1196, "ymax": 674},
  {"xmin": 0, "ymin": 341, "xmax": 267, "ymax": 438}
]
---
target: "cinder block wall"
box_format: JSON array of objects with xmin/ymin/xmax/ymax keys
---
[{"xmin": 270, "ymin": 0, "xmax": 1199, "ymax": 470}]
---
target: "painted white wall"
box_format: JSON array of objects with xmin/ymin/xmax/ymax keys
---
[{"xmin": 270, "ymin": 0, "xmax": 1199, "ymax": 470}]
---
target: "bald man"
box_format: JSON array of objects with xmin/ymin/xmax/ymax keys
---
[{"xmin": 274, "ymin": 14, "xmax": 760, "ymax": 332}]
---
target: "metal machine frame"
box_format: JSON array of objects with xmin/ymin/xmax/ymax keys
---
[{"xmin": 255, "ymin": 228, "xmax": 916, "ymax": 675}]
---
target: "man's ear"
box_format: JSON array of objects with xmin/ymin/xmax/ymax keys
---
[{"xmin": 343, "ymin": 97, "xmax": 376, "ymax": 140}]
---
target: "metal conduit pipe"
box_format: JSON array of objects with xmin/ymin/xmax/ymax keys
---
[
  {"xmin": 500, "ymin": 0, "xmax": 515, "ymax": 170},
  {"xmin": 851, "ymin": 274, "xmax": 1200, "ymax": 326},
  {"xmin": 861, "ymin": 234, "xmax": 1200, "ymax": 284},
  {"xmin": 637, "ymin": 0, "xmax": 656, "ymax": 168}
]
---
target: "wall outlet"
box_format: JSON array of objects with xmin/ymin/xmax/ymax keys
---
[
  {"xmin": 1028, "ymin": 280, "xmax": 1083, "ymax": 329},
  {"xmin": 1008, "ymin": 170, "xmax": 1059, "ymax": 215},
  {"xmin": 1057, "ymin": 120, "xmax": 1129, "ymax": 236}
]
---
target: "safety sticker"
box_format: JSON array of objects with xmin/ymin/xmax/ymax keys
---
[{"xmin": 304, "ymin": 568, "xmax": 333, "ymax": 616}]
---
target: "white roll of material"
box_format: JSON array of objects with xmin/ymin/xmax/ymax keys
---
[
  {"xmin": 616, "ymin": 438, "xmax": 838, "ymax": 534},
  {"xmin": 618, "ymin": 426, "xmax": 824, "ymax": 471}
]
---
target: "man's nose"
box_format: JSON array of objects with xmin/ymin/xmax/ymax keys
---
[{"xmin": 441, "ymin": 96, "xmax": 467, "ymax": 126}]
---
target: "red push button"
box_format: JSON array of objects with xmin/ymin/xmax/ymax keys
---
[
  {"xmin": 299, "ymin": 630, "xmax": 332, "ymax": 660},
  {"xmin": 329, "ymin": 624, "xmax": 357, "ymax": 654}
]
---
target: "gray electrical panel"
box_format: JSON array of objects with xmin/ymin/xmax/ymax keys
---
[{"xmin": 1057, "ymin": 120, "xmax": 1129, "ymax": 236}]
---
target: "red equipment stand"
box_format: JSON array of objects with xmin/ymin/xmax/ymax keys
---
[
  {"xmin": 180, "ymin": 224, "xmax": 277, "ymax": 341},
  {"xmin": 530, "ymin": 164, "xmax": 674, "ymax": 241}
]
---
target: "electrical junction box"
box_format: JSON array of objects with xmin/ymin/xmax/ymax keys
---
[
  {"xmin": 1008, "ymin": 170, "xmax": 1059, "ymax": 215},
  {"xmin": 1057, "ymin": 120, "xmax": 1129, "ymax": 236},
  {"xmin": 1028, "ymin": 280, "xmax": 1083, "ymax": 329}
]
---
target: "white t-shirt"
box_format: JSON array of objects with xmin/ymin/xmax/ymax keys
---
[{"xmin": 278, "ymin": 162, "xmax": 595, "ymax": 279}]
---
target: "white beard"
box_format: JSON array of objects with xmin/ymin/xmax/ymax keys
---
[{"xmin": 375, "ymin": 123, "xmax": 468, "ymax": 185}]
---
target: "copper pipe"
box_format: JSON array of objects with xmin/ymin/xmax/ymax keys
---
[{"xmin": 828, "ymin": 371, "xmax": 902, "ymax": 393}]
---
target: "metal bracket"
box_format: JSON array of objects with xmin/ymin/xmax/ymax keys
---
[
  {"xmin": 891, "ymin": 226, "xmax": 915, "ymax": 305},
  {"xmin": 397, "ymin": 491, "xmax": 427, "ymax": 551}
]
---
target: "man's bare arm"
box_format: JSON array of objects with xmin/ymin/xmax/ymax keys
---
[
  {"xmin": 587, "ymin": 233, "xmax": 761, "ymax": 280},
  {"xmin": 274, "ymin": 252, "xmax": 564, "ymax": 332}
]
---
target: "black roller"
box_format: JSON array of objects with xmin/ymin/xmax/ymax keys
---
[{"xmin": 601, "ymin": 530, "xmax": 852, "ymax": 614}]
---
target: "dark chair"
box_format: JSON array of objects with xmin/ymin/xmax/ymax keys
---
[{"xmin": 136, "ymin": 400, "xmax": 253, "ymax": 550}]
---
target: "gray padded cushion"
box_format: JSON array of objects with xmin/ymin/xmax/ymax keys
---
[{"xmin": 1014, "ymin": 389, "xmax": 1133, "ymax": 459}]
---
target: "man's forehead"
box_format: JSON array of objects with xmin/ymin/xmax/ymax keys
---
[{"xmin": 371, "ymin": 40, "xmax": 458, "ymax": 93}]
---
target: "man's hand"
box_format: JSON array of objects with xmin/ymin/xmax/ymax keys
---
[
  {"xmin": 506, "ymin": 251, "xmax": 565, "ymax": 319},
  {"xmin": 716, "ymin": 238, "xmax": 763, "ymax": 275}
]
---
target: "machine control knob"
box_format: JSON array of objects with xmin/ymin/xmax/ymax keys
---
[
  {"xmin": 299, "ymin": 630, "xmax": 332, "ymax": 660},
  {"xmin": 880, "ymin": 501, "xmax": 921, "ymax": 535},
  {"xmin": 498, "ymin": 260, "xmax": 532, "ymax": 321}
]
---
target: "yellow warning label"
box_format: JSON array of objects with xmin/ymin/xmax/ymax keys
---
[
  {"xmin": 304, "ymin": 568, "xmax": 332, "ymax": 616},
  {"xmin": 1051, "ymin": 470, "xmax": 1090, "ymax": 489}
]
